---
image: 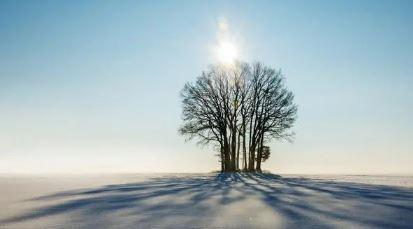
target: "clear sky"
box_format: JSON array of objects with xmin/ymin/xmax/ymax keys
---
[{"xmin": 1, "ymin": 0, "xmax": 412, "ymax": 174}]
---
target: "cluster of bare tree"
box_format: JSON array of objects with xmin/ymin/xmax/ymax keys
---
[{"xmin": 179, "ymin": 62, "xmax": 297, "ymax": 172}]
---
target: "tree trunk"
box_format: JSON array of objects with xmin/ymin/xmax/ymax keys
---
[
  {"xmin": 242, "ymin": 121, "xmax": 247, "ymax": 170},
  {"xmin": 248, "ymin": 143, "xmax": 256, "ymax": 171},
  {"xmin": 231, "ymin": 126, "xmax": 237, "ymax": 171},
  {"xmin": 223, "ymin": 135, "xmax": 231, "ymax": 172},
  {"xmin": 248, "ymin": 115, "xmax": 254, "ymax": 171},
  {"xmin": 236, "ymin": 130, "xmax": 241, "ymax": 170},
  {"xmin": 220, "ymin": 145, "xmax": 225, "ymax": 172},
  {"xmin": 256, "ymin": 134, "xmax": 264, "ymax": 172}
]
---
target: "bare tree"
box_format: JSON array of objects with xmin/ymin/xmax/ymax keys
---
[{"xmin": 179, "ymin": 61, "xmax": 297, "ymax": 172}]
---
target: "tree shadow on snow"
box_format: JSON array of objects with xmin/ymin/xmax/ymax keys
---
[{"xmin": 1, "ymin": 173, "xmax": 413, "ymax": 228}]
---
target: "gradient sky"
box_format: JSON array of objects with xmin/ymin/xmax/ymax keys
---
[{"xmin": 1, "ymin": 0, "xmax": 412, "ymax": 174}]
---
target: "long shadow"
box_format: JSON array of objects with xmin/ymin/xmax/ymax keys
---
[
  {"xmin": 1, "ymin": 173, "xmax": 413, "ymax": 228},
  {"xmin": 237, "ymin": 173, "xmax": 413, "ymax": 228}
]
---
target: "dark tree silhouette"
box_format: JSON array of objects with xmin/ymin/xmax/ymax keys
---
[
  {"xmin": 262, "ymin": 146, "xmax": 271, "ymax": 162},
  {"xmin": 180, "ymin": 62, "xmax": 297, "ymax": 172},
  {"xmin": 258, "ymin": 146, "xmax": 271, "ymax": 162}
]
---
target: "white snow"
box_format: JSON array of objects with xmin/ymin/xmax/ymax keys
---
[
  {"xmin": 0, "ymin": 173, "xmax": 412, "ymax": 228},
  {"xmin": 281, "ymin": 174, "xmax": 413, "ymax": 188}
]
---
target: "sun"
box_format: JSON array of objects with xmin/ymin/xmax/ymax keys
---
[{"xmin": 216, "ymin": 40, "xmax": 238, "ymax": 64}]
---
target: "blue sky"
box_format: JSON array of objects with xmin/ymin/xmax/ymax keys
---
[{"xmin": 1, "ymin": 0, "xmax": 412, "ymax": 174}]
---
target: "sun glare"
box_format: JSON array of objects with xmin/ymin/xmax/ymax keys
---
[{"xmin": 216, "ymin": 40, "xmax": 238, "ymax": 64}]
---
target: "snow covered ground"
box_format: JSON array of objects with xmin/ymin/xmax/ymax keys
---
[{"xmin": 0, "ymin": 173, "xmax": 412, "ymax": 228}]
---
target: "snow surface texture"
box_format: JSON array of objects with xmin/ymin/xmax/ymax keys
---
[{"xmin": 1, "ymin": 173, "xmax": 413, "ymax": 228}]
